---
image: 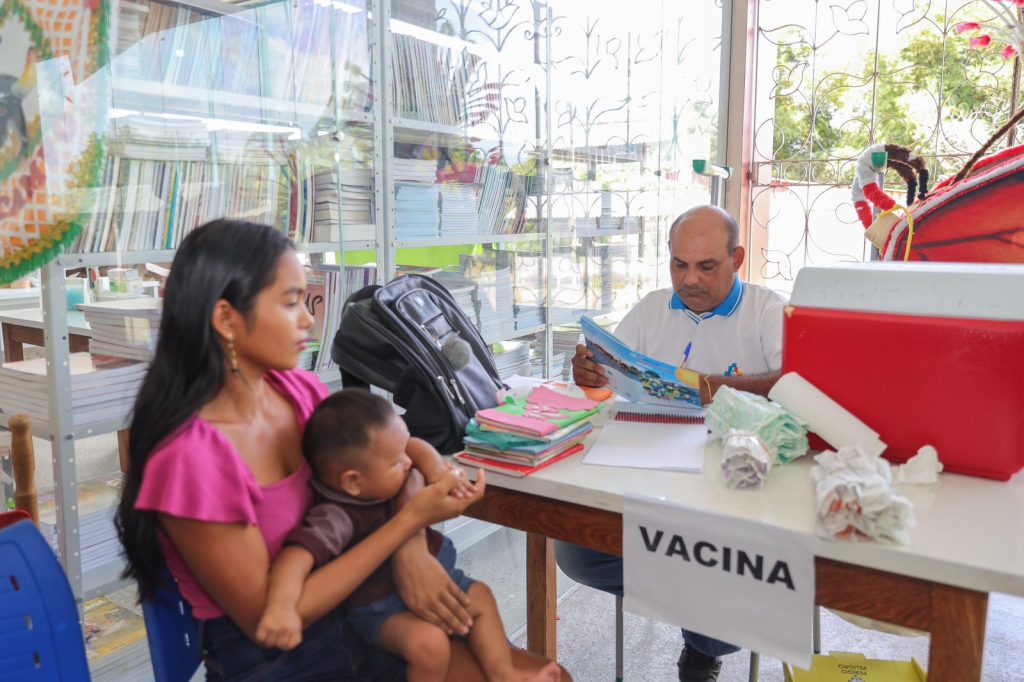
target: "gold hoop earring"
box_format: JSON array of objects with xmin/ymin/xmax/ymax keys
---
[{"xmin": 226, "ymin": 334, "xmax": 239, "ymax": 373}]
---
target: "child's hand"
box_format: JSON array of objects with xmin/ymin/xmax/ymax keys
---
[
  {"xmin": 444, "ymin": 462, "xmax": 476, "ymax": 499},
  {"xmin": 255, "ymin": 604, "xmax": 303, "ymax": 650},
  {"xmin": 406, "ymin": 469, "xmax": 486, "ymax": 526}
]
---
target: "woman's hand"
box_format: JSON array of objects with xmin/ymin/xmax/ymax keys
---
[
  {"xmin": 392, "ymin": 543, "xmax": 473, "ymax": 635},
  {"xmin": 403, "ymin": 469, "xmax": 486, "ymax": 526}
]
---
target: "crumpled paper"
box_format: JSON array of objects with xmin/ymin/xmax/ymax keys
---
[
  {"xmin": 894, "ymin": 445, "xmax": 943, "ymax": 485},
  {"xmin": 706, "ymin": 386, "xmax": 809, "ymax": 463},
  {"xmin": 721, "ymin": 430, "xmax": 773, "ymax": 489},
  {"xmin": 810, "ymin": 446, "xmax": 915, "ymax": 544}
]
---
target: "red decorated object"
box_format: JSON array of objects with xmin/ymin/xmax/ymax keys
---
[{"xmin": 881, "ymin": 145, "xmax": 1024, "ymax": 263}]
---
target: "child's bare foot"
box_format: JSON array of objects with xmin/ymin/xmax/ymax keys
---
[{"xmin": 493, "ymin": 662, "xmax": 561, "ymax": 682}]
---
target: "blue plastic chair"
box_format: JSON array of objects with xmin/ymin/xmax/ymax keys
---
[
  {"xmin": 0, "ymin": 519, "xmax": 90, "ymax": 681},
  {"xmin": 142, "ymin": 571, "xmax": 202, "ymax": 682}
]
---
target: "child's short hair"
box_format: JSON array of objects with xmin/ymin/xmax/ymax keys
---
[{"xmin": 303, "ymin": 388, "xmax": 396, "ymax": 480}]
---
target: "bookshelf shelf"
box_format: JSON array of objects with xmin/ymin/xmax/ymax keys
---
[
  {"xmin": 396, "ymin": 233, "xmax": 542, "ymax": 249},
  {"xmin": 56, "ymin": 241, "xmax": 374, "ymax": 268},
  {"xmin": 390, "ymin": 117, "xmax": 465, "ymax": 137},
  {"xmin": 112, "ymin": 77, "xmax": 373, "ymax": 129}
]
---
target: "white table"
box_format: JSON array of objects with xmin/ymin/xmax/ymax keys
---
[{"xmin": 465, "ymin": 439, "xmax": 1024, "ymax": 681}]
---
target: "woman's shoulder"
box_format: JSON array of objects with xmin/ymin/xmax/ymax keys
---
[
  {"xmin": 267, "ymin": 368, "xmax": 329, "ymax": 413},
  {"xmin": 138, "ymin": 418, "xmax": 262, "ymax": 523}
]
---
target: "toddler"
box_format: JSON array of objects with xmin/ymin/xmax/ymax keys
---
[{"xmin": 256, "ymin": 388, "xmax": 560, "ymax": 682}]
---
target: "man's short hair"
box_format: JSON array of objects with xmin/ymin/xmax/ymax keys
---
[
  {"xmin": 302, "ymin": 388, "xmax": 395, "ymax": 480},
  {"xmin": 668, "ymin": 205, "xmax": 739, "ymax": 252}
]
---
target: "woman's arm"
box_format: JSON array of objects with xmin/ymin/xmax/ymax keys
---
[
  {"xmin": 391, "ymin": 467, "xmax": 486, "ymax": 634},
  {"xmin": 162, "ymin": 471, "xmax": 482, "ymax": 639}
]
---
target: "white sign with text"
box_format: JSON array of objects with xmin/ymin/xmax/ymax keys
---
[{"xmin": 623, "ymin": 494, "xmax": 815, "ymax": 668}]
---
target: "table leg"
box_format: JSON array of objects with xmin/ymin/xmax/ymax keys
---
[
  {"xmin": 116, "ymin": 429, "xmax": 131, "ymax": 473},
  {"xmin": 526, "ymin": 532, "xmax": 557, "ymax": 659},
  {"xmin": 2, "ymin": 323, "xmax": 23, "ymax": 362},
  {"xmin": 927, "ymin": 584, "xmax": 987, "ymax": 682}
]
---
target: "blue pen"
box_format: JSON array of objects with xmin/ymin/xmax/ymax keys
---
[{"xmin": 681, "ymin": 341, "xmax": 692, "ymax": 367}]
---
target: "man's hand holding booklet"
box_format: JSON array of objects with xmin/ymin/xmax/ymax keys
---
[{"xmin": 580, "ymin": 316, "xmax": 702, "ymax": 413}]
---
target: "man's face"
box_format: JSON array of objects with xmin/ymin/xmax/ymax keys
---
[{"xmin": 668, "ymin": 214, "xmax": 745, "ymax": 314}]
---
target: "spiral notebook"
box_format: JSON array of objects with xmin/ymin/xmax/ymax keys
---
[{"xmin": 611, "ymin": 400, "xmax": 705, "ymax": 425}]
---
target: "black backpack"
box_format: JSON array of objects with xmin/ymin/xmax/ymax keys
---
[{"xmin": 331, "ymin": 274, "xmax": 505, "ymax": 454}]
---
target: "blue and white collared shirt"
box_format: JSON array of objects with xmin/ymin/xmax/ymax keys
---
[{"xmin": 614, "ymin": 276, "xmax": 787, "ymax": 376}]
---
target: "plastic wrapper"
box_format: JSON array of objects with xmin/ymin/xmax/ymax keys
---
[{"xmin": 706, "ymin": 387, "xmax": 809, "ymax": 463}]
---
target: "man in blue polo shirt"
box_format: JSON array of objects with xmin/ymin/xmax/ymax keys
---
[{"xmin": 565, "ymin": 204, "xmax": 786, "ymax": 682}]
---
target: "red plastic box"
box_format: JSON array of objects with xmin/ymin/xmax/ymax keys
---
[{"xmin": 782, "ymin": 263, "xmax": 1024, "ymax": 481}]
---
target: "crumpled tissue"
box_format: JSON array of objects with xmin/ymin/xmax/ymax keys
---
[
  {"xmin": 894, "ymin": 445, "xmax": 944, "ymax": 485},
  {"xmin": 721, "ymin": 430, "xmax": 773, "ymax": 489},
  {"xmin": 706, "ymin": 386, "xmax": 809, "ymax": 463},
  {"xmin": 810, "ymin": 446, "xmax": 915, "ymax": 544}
]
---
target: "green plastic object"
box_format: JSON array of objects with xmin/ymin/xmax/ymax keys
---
[
  {"xmin": 870, "ymin": 150, "xmax": 888, "ymax": 171},
  {"xmin": 706, "ymin": 386, "xmax": 809, "ymax": 463},
  {"xmin": 692, "ymin": 159, "xmax": 732, "ymax": 178}
]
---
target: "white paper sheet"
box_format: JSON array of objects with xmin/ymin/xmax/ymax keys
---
[
  {"xmin": 624, "ymin": 494, "xmax": 815, "ymax": 669},
  {"xmin": 768, "ymin": 372, "xmax": 886, "ymax": 457},
  {"xmin": 582, "ymin": 420, "xmax": 706, "ymax": 472}
]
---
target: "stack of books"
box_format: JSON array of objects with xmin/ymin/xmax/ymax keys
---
[
  {"xmin": 551, "ymin": 325, "xmax": 584, "ymax": 380},
  {"xmin": 39, "ymin": 475, "xmax": 123, "ymax": 576},
  {"xmin": 429, "ymin": 271, "xmax": 478, "ymax": 327},
  {"xmin": 455, "ymin": 384, "xmax": 605, "ymax": 477},
  {"xmin": 83, "ymin": 595, "xmax": 150, "ymax": 681},
  {"xmin": 0, "ymin": 354, "xmax": 148, "ymax": 429},
  {"xmin": 310, "ymin": 167, "xmax": 375, "ymax": 243},
  {"xmin": 439, "ymin": 184, "xmax": 479, "ymax": 237},
  {"xmin": 79, "ymin": 298, "xmax": 162, "ymax": 362},
  {"xmin": 491, "ymin": 341, "xmax": 531, "ymax": 380},
  {"xmin": 395, "ymin": 184, "xmax": 440, "ymax": 239},
  {"xmin": 474, "ymin": 267, "xmax": 515, "ymax": 341}
]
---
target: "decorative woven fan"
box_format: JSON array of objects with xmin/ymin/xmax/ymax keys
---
[{"xmin": 0, "ymin": 0, "xmax": 109, "ymax": 285}]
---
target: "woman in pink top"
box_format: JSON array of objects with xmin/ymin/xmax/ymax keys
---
[{"xmin": 116, "ymin": 220, "xmax": 567, "ymax": 680}]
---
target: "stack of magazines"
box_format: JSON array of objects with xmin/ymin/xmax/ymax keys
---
[
  {"xmin": 0, "ymin": 353, "xmax": 148, "ymax": 429},
  {"xmin": 38, "ymin": 476, "xmax": 123, "ymax": 578},
  {"xmin": 79, "ymin": 298, "xmax": 161, "ymax": 362},
  {"xmin": 455, "ymin": 383, "xmax": 605, "ymax": 477},
  {"xmin": 83, "ymin": 596, "xmax": 150, "ymax": 681}
]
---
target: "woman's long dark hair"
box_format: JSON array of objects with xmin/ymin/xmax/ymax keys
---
[{"xmin": 116, "ymin": 219, "xmax": 293, "ymax": 601}]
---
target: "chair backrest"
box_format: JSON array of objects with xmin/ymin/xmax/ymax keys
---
[
  {"xmin": 142, "ymin": 572, "xmax": 202, "ymax": 682},
  {"xmin": 0, "ymin": 520, "xmax": 90, "ymax": 681}
]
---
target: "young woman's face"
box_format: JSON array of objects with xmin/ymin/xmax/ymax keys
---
[{"xmin": 233, "ymin": 251, "xmax": 314, "ymax": 372}]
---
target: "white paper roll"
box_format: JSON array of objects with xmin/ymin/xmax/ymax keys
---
[{"xmin": 768, "ymin": 372, "xmax": 886, "ymax": 457}]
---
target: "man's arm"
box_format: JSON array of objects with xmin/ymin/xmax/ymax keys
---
[{"xmin": 700, "ymin": 370, "xmax": 781, "ymax": 405}]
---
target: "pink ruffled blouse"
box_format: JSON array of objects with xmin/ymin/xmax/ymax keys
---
[{"xmin": 135, "ymin": 369, "xmax": 328, "ymax": 619}]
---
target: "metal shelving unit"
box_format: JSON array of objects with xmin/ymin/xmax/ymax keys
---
[{"xmin": 31, "ymin": 0, "xmax": 724, "ymax": 612}]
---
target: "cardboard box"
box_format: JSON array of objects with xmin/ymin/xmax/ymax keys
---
[{"xmin": 785, "ymin": 651, "xmax": 926, "ymax": 681}]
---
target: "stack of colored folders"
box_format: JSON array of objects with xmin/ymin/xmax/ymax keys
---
[{"xmin": 455, "ymin": 384, "xmax": 605, "ymax": 477}]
